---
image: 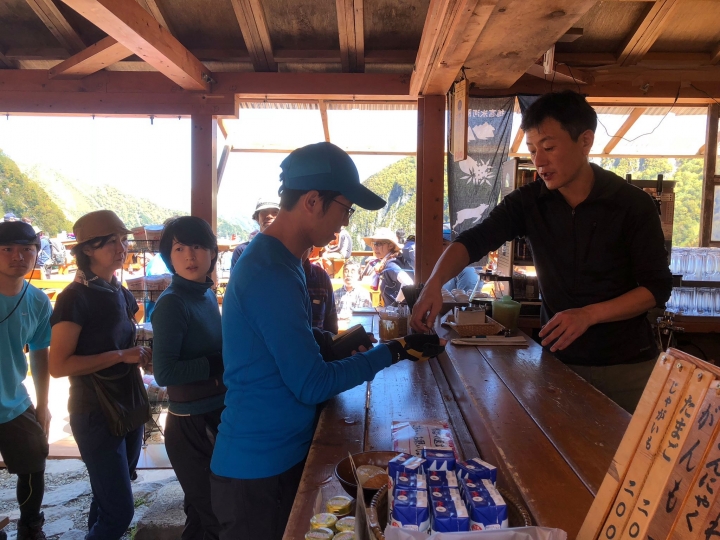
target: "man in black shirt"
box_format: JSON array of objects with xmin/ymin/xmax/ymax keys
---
[{"xmin": 411, "ymin": 91, "xmax": 672, "ymax": 412}]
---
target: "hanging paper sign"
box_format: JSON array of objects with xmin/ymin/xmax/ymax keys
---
[{"xmin": 451, "ymin": 79, "xmax": 469, "ymax": 161}]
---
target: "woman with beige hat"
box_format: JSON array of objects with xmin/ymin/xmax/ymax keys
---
[
  {"xmin": 49, "ymin": 210, "xmax": 151, "ymax": 540},
  {"xmin": 361, "ymin": 227, "xmax": 414, "ymax": 306}
]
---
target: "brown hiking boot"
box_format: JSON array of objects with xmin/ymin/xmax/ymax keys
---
[{"xmin": 16, "ymin": 512, "xmax": 46, "ymax": 540}]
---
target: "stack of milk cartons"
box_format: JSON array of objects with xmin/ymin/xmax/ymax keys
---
[
  {"xmin": 388, "ymin": 448, "xmax": 508, "ymax": 533},
  {"xmin": 388, "ymin": 453, "xmax": 429, "ymax": 531}
]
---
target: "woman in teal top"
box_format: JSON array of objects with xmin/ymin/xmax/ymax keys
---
[{"xmin": 151, "ymin": 216, "xmax": 223, "ymax": 540}]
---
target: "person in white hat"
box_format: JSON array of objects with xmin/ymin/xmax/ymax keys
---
[
  {"xmin": 229, "ymin": 198, "xmax": 280, "ymax": 271},
  {"xmin": 360, "ymin": 227, "xmax": 414, "ymax": 306}
]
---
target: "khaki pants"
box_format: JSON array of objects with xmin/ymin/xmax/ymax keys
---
[{"xmin": 567, "ymin": 358, "xmax": 656, "ymax": 414}]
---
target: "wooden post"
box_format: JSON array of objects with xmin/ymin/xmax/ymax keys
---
[
  {"xmin": 701, "ymin": 103, "xmax": 719, "ymax": 246},
  {"xmin": 191, "ymin": 113, "xmax": 218, "ymax": 232},
  {"xmin": 415, "ymin": 95, "xmax": 445, "ymax": 284}
]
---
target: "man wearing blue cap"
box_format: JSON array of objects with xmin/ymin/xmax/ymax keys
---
[
  {"xmin": 0, "ymin": 221, "xmax": 52, "ymax": 540},
  {"xmin": 211, "ymin": 142, "xmax": 444, "ymax": 539}
]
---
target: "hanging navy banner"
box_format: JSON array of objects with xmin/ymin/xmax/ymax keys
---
[{"xmin": 448, "ymin": 97, "xmax": 514, "ymax": 235}]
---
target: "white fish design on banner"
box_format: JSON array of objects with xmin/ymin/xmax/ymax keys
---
[
  {"xmin": 454, "ymin": 204, "xmax": 489, "ymax": 229},
  {"xmin": 459, "ymin": 156, "xmax": 494, "ymax": 186}
]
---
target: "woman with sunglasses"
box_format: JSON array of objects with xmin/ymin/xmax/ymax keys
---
[{"xmin": 49, "ymin": 210, "xmax": 151, "ymax": 540}]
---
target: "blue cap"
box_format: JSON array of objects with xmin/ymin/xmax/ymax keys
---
[
  {"xmin": 0, "ymin": 221, "xmax": 40, "ymax": 246},
  {"xmin": 280, "ymin": 142, "xmax": 386, "ymax": 211}
]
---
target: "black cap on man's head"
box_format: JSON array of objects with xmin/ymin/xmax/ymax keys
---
[{"xmin": 0, "ymin": 221, "xmax": 41, "ymax": 246}]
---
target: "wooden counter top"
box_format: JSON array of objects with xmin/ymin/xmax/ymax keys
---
[{"xmin": 283, "ymin": 323, "xmax": 631, "ymax": 539}]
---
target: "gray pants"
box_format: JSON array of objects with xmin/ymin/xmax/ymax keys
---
[{"xmin": 567, "ymin": 358, "xmax": 656, "ymax": 414}]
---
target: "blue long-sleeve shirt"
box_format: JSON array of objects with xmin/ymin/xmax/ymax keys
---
[
  {"xmin": 212, "ymin": 233, "xmax": 392, "ymax": 479},
  {"xmin": 151, "ymin": 274, "xmax": 224, "ymax": 415}
]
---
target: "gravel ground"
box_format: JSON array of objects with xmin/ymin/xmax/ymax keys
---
[{"xmin": 0, "ymin": 458, "xmax": 170, "ymax": 540}]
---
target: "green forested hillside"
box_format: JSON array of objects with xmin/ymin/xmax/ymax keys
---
[
  {"xmin": 0, "ymin": 151, "xmax": 72, "ymax": 234},
  {"xmin": 24, "ymin": 164, "xmax": 251, "ymax": 239},
  {"xmin": 600, "ymin": 158, "xmax": 703, "ymax": 247},
  {"xmin": 348, "ymin": 157, "xmax": 448, "ymax": 248}
]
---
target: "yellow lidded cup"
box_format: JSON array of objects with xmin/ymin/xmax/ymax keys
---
[
  {"xmin": 310, "ymin": 513, "xmax": 338, "ymax": 531},
  {"xmin": 305, "ymin": 527, "xmax": 334, "ymax": 540},
  {"xmin": 326, "ymin": 495, "xmax": 353, "ymax": 517},
  {"xmin": 335, "ymin": 516, "xmax": 355, "ymax": 532}
]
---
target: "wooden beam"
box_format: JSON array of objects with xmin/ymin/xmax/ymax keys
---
[
  {"xmin": 510, "ymin": 128, "xmax": 524, "ymax": 154},
  {"xmin": 318, "ymin": 100, "xmax": 331, "ymax": 142},
  {"xmin": 48, "ymin": 36, "xmax": 132, "ymax": 79},
  {"xmin": 698, "ymin": 144, "xmax": 706, "ymax": 156},
  {"xmin": 231, "ymin": 148, "xmax": 415, "ymax": 156},
  {"xmin": 218, "ymin": 118, "xmax": 229, "ymax": 140},
  {"xmin": 415, "ymin": 95, "xmax": 445, "ymax": 284},
  {"xmin": 602, "ymin": 107, "xmax": 646, "ymax": 154},
  {"xmin": 230, "ymin": 0, "xmax": 276, "ymax": 72},
  {"xmin": 191, "ymin": 114, "xmax": 218, "ymax": 231},
  {"xmin": 25, "ymin": 0, "xmax": 86, "ymax": 54},
  {"xmin": 525, "ymin": 63, "xmax": 591, "ymax": 85},
  {"xmin": 59, "ymin": 0, "xmax": 212, "ymax": 91},
  {"xmin": 712, "ymin": 43, "xmax": 720, "ymax": 66},
  {"xmin": 700, "ymin": 103, "xmax": 719, "ymax": 246},
  {"xmin": 217, "ymin": 144, "xmax": 231, "ymax": 189},
  {"xmin": 557, "ymin": 28, "xmax": 583, "ymax": 43},
  {"xmin": 135, "ymin": 0, "xmax": 174, "ymax": 34},
  {"xmin": 411, "ymin": 0, "xmax": 498, "ymax": 96},
  {"xmin": 0, "ymin": 51, "xmax": 16, "ymax": 69},
  {"xmin": 468, "ymin": 75, "xmax": 720, "ymax": 104},
  {"xmin": 336, "ymin": 0, "xmax": 364, "ymax": 72},
  {"xmin": 617, "ymin": 0, "xmax": 680, "ymax": 67},
  {"xmin": 463, "ymin": 0, "xmax": 598, "ymax": 90}
]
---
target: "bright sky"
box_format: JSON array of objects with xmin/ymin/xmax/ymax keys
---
[{"xmin": 0, "ymin": 110, "xmax": 417, "ymax": 223}]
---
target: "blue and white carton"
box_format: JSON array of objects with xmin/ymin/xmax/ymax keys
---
[
  {"xmin": 429, "ymin": 486, "xmax": 461, "ymax": 503},
  {"xmin": 430, "ymin": 494, "xmax": 470, "ymax": 532},
  {"xmin": 456, "ymin": 457, "xmax": 498, "ymax": 485},
  {"xmin": 422, "ymin": 447, "xmax": 456, "ymax": 472},
  {"xmin": 464, "ymin": 478, "xmax": 508, "ymax": 530},
  {"xmin": 387, "ymin": 454, "xmax": 426, "ymax": 521},
  {"xmin": 426, "ymin": 470, "xmax": 459, "ymax": 489},
  {"xmin": 390, "ymin": 489, "xmax": 430, "ymax": 532}
]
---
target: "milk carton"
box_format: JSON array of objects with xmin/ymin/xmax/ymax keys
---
[
  {"xmin": 430, "ymin": 494, "xmax": 470, "ymax": 532},
  {"xmin": 388, "ymin": 454, "xmax": 425, "ymax": 519},
  {"xmin": 464, "ymin": 479, "xmax": 508, "ymax": 530},
  {"xmin": 456, "ymin": 457, "xmax": 497, "ymax": 485},
  {"xmin": 422, "ymin": 447, "xmax": 456, "ymax": 472},
  {"xmin": 390, "ymin": 489, "xmax": 430, "ymax": 532},
  {"xmin": 426, "ymin": 470, "xmax": 459, "ymax": 489}
]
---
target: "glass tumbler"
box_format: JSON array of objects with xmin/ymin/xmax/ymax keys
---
[
  {"xmin": 714, "ymin": 288, "xmax": 720, "ymax": 316},
  {"xmin": 696, "ymin": 288, "xmax": 713, "ymax": 315},
  {"xmin": 679, "ymin": 287, "xmax": 696, "ymax": 315}
]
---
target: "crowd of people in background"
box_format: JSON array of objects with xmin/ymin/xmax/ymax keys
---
[{"xmin": 0, "ymin": 142, "xmax": 447, "ymax": 540}]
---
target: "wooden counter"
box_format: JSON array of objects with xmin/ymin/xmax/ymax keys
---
[{"xmin": 283, "ymin": 323, "xmax": 631, "ymax": 539}]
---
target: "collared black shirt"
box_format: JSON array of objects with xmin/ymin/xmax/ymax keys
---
[{"xmin": 455, "ymin": 163, "xmax": 672, "ymax": 366}]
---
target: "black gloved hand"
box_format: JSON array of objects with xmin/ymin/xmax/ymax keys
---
[{"xmin": 386, "ymin": 334, "xmax": 445, "ymax": 363}]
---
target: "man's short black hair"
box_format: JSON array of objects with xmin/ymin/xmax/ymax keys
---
[
  {"xmin": 520, "ymin": 91, "xmax": 597, "ymax": 141},
  {"xmin": 278, "ymin": 182, "xmax": 342, "ymax": 215},
  {"xmin": 159, "ymin": 216, "xmax": 218, "ymax": 275}
]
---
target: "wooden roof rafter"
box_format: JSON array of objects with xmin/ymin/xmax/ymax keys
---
[
  {"xmin": 712, "ymin": 43, "xmax": 720, "ymax": 66},
  {"xmin": 602, "ymin": 107, "xmax": 646, "ymax": 154},
  {"xmin": 58, "ymin": 0, "xmax": 213, "ymax": 91},
  {"xmin": 48, "ymin": 36, "xmax": 131, "ymax": 79},
  {"xmin": 318, "ymin": 100, "xmax": 331, "ymax": 142},
  {"xmin": 25, "ymin": 0, "xmax": 86, "ymax": 54},
  {"xmin": 230, "ymin": 0, "xmax": 276, "ymax": 72},
  {"xmin": 134, "ymin": 0, "xmax": 175, "ymax": 35},
  {"xmin": 336, "ymin": 0, "xmax": 364, "ymax": 73},
  {"xmin": 510, "ymin": 128, "xmax": 524, "ymax": 153},
  {"xmin": 617, "ymin": 0, "xmax": 680, "ymax": 67},
  {"xmin": 411, "ymin": 0, "xmax": 498, "ymax": 96}
]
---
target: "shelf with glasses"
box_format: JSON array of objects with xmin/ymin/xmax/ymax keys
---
[{"xmin": 128, "ymin": 239, "xmax": 160, "ymax": 254}]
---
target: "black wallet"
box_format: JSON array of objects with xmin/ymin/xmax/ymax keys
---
[{"xmin": 331, "ymin": 324, "xmax": 374, "ymax": 360}]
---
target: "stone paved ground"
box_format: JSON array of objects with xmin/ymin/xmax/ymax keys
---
[{"xmin": 0, "ymin": 460, "xmax": 178, "ymax": 540}]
